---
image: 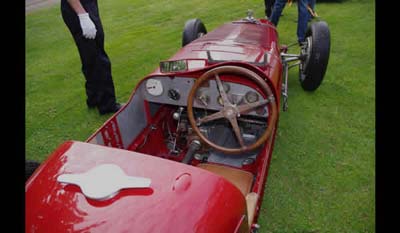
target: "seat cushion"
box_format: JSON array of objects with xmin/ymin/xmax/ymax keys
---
[{"xmin": 197, "ymin": 163, "xmax": 254, "ymax": 196}]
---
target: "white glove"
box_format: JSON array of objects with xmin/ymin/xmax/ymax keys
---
[{"xmin": 78, "ymin": 13, "xmax": 97, "ymax": 39}]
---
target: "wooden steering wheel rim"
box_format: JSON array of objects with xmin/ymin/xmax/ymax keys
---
[{"xmin": 187, "ymin": 65, "xmax": 277, "ymax": 154}]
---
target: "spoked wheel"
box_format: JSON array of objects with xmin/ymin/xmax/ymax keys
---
[
  {"xmin": 299, "ymin": 21, "xmax": 331, "ymax": 91},
  {"xmin": 187, "ymin": 66, "xmax": 278, "ymax": 154},
  {"xmin": 182, "ymin": 19, "xmax": 207, "ymax": 47}
]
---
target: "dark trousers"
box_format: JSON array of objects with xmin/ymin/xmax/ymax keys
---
[
  {"xmin": 270, "ymin": 0, "xmax": 311, "ymax": 43},
  {"xmin": 264, "ymin": 0, "xmax": 276, "ymax": 18},
  {"xmin": 61, "ymin": 0, "xmax": 116, "ymax": 111}
]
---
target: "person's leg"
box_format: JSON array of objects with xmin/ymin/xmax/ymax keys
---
[
  {"xmin": 61, "ymin": 0, "xmax": 98, "ymax": 107},
  {"xmin": 61, "ymin": 0, "xmax": 118, "ymax": 112},
  {"xmin": 309, "ymin": 0, "xmax": 316, "ymax": 10},
  {"xmin": 270, "ymin": 0, "xmax": 287, "ymax": 26},
  {"xmin": 85, "ymin": 2, "xmax": 118, "ymax": 112},
  {"xmin": 265, "ymin": 0, "xmax": 276, "ymax": 18},
  {"xmin": 71, "ymin": 33, "xmax": 103, "ymax": 106},
  {"xmin": 264, "ymin": 0, "xmax": 268, "ymax": 17},
  {"xmin": 92, "ymin": 39, "xmax": 118, "ymax": 113},
  {"xmin": 297, "ymin": 0, "xmax": 311, "ymax": 43}
]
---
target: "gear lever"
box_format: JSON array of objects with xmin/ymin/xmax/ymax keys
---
[{"xmin": 182, "ymin": 140, "xmax": 201, "ymax": 164}]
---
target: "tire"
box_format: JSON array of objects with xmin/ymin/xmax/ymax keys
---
[
  {"xmin": 26, "ymin": 160, "xmax": 41, "ymax": 182},
  {"xmin": 182, "ymin": 19, "xmax": 207, "ymax": 47},
  {"xmin": 299, "ymin": 21, "xmax": 331, "ymax": 91}
]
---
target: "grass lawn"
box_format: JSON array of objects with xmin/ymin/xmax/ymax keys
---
[{"xmin": 26, "ymin": 0, "xmax": 375, "ymax": 232}]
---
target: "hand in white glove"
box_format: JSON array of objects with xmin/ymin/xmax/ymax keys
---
[{"xmin": 78, "ymin": 13, "xmax": 97, "ymax": 39}]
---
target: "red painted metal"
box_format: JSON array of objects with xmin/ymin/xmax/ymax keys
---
[
  {"xmin": 26, "ymin": 141, "xmax": 247, "ymax": 233},
  {"xmin": 160, "ymin": 21, "xmax": 282, "ymax": 89},
  {"xmin": 100, "ymin": 117, "xmax": 124, "ymax": 149},
  {"xmin": 127, "ymin": 105, "xmax": 174, "ymax": 155},
  {"xmin": 28, "ymin": 19, "xmax": 284, "ymax": 232}
]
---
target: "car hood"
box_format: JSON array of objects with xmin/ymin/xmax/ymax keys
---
[
  {"xmin": 170, "ymin": 21, "xmax": 278, "ymax": 64},
  {"xmin": 25, "ymin": 141, "xmax": 246, "ymax": 233}
]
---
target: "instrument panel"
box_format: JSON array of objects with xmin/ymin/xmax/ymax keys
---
[{"xmin": 140, "ymin": 76, "xmax": 268, "ymax": 117}]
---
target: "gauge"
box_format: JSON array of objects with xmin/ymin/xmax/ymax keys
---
[
  {"xmin": 222, "ymin": 82, "xmax": 230, "ymax": 93},
  {"xmin": 231, "ymin": 94, "xmax": 243, "ymax": 105},
  {"xmin": 217, "ymin": 94, "xmax": 234, "ymax": 106},
  {"xmin": 146, "ymin": 79, "xmax": 163, "ymax": 96},
  {"xmin": 168, "ymin": 89, "xmax": 180, "ymax": 101},
  {"xmin": 215, "ymin": 80, "xmax": 230, "ymax": 93},
  {"xmin": 196, "ymin": 90, "xmax": 210, "ymax": 106},
  {"xmin": 244, "ymin": 91, "xmax": 259, "ymax": 103}
]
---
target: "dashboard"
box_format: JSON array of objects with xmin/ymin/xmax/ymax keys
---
[{"xmin": 140, "ymin": 76, "xmax": 269, "ymax": 117}]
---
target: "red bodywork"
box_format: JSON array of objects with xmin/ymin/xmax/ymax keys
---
[
  {"xmin": 26, "ymin": 19, "xmax": 283, "ymax": 233},
  {"xmin": 26, "ymin": 141, "xmax": 246, "ymax": 232}
]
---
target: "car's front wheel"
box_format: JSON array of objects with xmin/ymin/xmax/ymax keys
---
[
  {"xmin": 182, "ymin": 18, "xmax": 207, "ymax": 47},
  {"xmin": 299, "ymin": 21, "xmax": 331, "ymax": 91}
]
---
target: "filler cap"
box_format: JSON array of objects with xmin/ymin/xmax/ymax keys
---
[{"xmin": 57, "ymin": 164, "xmax": 151, "ymax": 201}]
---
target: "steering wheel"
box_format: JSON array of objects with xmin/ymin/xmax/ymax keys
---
[{"xmin": 187, "ymin": 66, "xmax": 277, "ymax": 154}]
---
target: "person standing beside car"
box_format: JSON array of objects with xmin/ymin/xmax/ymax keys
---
[
  {"xmin": 269, "ymin": 0, "xmax": 314, "ymax": 45},
  {"xmin": 61, "ymin": 0, "xmax": 122, "ymax": 115}
]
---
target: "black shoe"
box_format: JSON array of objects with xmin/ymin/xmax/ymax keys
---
[
  {"xmin": 99, "ymin": 103, "xmax": 122, "ymax": 115},
  {"xmin": 87, "ymin": 100, "xmax": 97, "ymax": 109}
]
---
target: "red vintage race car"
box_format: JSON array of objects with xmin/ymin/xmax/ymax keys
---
[{"xmin": 26, "ymin": 11, "xmax": 330, "ymax": 233}]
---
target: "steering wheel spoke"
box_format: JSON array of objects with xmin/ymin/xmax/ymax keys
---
[
  {"xmin": 237, "ymin": 98, "xmax": 270, "ymax": 114},
  {"xmin": 215, "ymin": 74, "xmax": 232, "ymax": 106},
  {"xmin": 228, "ymin": 117, "xmax": 245, "ymax": 148},
  {"xmin": 197, "ymin": 111, "xmax": 224, "ymax": 125},
  {"xmin": 187, "ymin": 66, "xmax": 277, "ymax": 154}
]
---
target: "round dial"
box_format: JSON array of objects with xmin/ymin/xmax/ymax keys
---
[
  {"xmin": 245, "ymin": 91, "xmax": 259, "ymax": 103},
  {"xmin": 146, "ymin": 79, "xmax": 163, "ymax": 96},
  {"xmin": 222, "ymin": 83, "xmax": 230, "ymax": 93},
  {"xmin": 215, "ymin": 81, "xmax": 230, "ymax": 93},
  {"xmin": 168, "ymin": 89, "xmax": 180, "ymax": 101}
]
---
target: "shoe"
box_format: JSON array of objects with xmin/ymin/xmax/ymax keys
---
[
  {"xmin": 87, "ymin": 100, "xmax": 97, "ymax": 109},
  {"xmin": 99, "ymin": 103, "xmax": 122, "ymax": 115}
]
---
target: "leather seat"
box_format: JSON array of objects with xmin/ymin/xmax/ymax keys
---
[
  {"xmin": 197, "ymin": 163, "xmax": 259, "ymax": 228},
  {"xmin": 197, "ymin": 163, "xmax": 254, "ymax": 196}
]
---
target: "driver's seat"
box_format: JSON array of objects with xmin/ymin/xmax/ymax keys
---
[
  {"xmin": 197, "ymin": 163, "xmax": 259, "ymax": 228},
  {"xmin": 197, "ymin": 163, "xmax": 253, "ymax": 196}
]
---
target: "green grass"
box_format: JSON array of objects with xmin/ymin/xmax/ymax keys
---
[{"xmin": 26, "ymin": 0, "xmax": 375, "ymax": 232}]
